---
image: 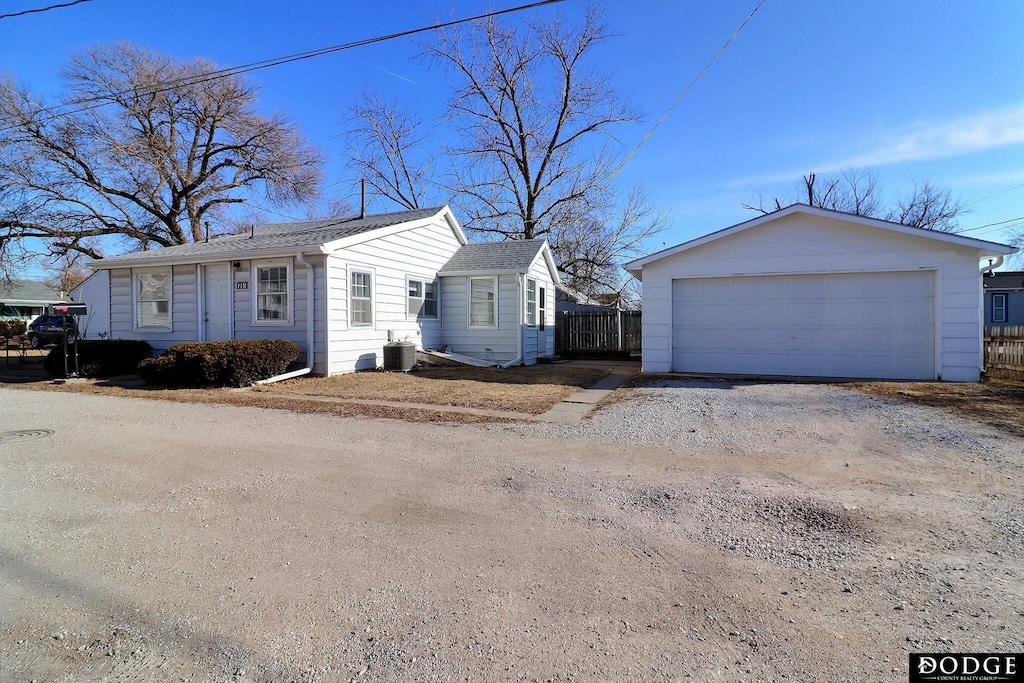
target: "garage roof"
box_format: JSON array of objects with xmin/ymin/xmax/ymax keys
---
[{"xmin": 625, "ymin": 204, "xmax": 1017, "ymax": 277}]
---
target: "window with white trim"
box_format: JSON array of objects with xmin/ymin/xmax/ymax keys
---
[
  {"xmin": 407, "ymin": 278, "xmax": 438, "ymax": 318},
  {"xmin": 526, "ymin": 278, "xmax": 537, "ymax": 326},
  {"xmin": 351, "ymin": 270, "xmax": 373, "ymax": 326},
  {"xmin": 135, "ymin": 269, "xmax": 171, "ymax": 329},
  {"xmin": 992, "ymin": 293, "xmax": 1008, "ymax": 323},
  {"xmin": 469, "ymin": 276, "xmax": 497, "ymax": 327},
  {"xmin": 538, "ymin": 284, "xmax": 546, "ymax": 331},
  {"xmin": 255, "ymin": 264, "xmax": 290, "ymax": 322}
]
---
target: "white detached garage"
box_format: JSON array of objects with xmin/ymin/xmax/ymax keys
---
[{"xmin": 625, "ymin": 205, "xmax": 1016, "ymax": 382}]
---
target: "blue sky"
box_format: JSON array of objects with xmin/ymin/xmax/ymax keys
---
[{"xmin": 2, "ymin": 0, "xmax": 1022, "ymax": 266}]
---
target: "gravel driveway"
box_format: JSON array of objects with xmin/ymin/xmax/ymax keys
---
[{"xmin": 1, "ymin": 381, "xmax": 1021, "ymax": 682}]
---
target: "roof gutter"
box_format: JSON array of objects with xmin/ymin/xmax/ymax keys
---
[
  {"xmin": 256, "ymin": 251, "xmax": 315, "ymax": 384},
  {"xmin": 981, "ymin": 255, "xmax": 1005, "ymax": 274}
]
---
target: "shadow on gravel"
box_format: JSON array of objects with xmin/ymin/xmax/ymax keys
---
[{"xmin": 0, "ymin": 547, "xmax": 266, "ymax": 680}]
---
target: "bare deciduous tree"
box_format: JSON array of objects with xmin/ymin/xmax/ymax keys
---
[
  {"xmin": 743, "ymin": 168, "xmax": 966, "ymax": 233},
  {"xmin": 345, "ymin": 8, "xmax": 665, "ymax": 295},
  {"xmin": 344, "ymin": 90, "xmax": 434, "ymax": 210},
  {"xmin": 0, "ymin": 43, "xmax": 325, "ymax": 267}
]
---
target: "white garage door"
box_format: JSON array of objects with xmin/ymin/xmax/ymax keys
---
[{"xmin": 671, "ymin": 271, "xmax": 935, "ymax": 379}]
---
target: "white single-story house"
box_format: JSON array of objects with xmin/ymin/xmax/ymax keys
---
[
  {"xmin": 72, "ymin": 205, "xmax": 559, "ymax": 374},
  {"xmin": 625, "ymin": 204, "xmax": 1017, "ymax": 382}
]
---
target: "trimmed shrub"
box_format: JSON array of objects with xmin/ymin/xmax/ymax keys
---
[
  {"xmin": 43, "ymin": 339, "xmax": 154, "ymax": 378},
  {"xmin": 142, "ymin": 339, "xmax": 300, "ymax": 388},
  {"xmin": 138, "ymin": 355, "xmax": 177, "ymax": 386}
]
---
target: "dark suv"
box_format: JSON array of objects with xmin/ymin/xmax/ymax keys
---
[{"xmin": 27, "ymin": 315, "xmax": 78, "ymax": 349}]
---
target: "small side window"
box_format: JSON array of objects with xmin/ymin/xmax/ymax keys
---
[
  {"xmin": 526, "ymin": 279, "xmax": 537, "ymax": 326},
  {"xmin": 992, "ymin": 293, "xmax": 1008, "ymax": 323}
]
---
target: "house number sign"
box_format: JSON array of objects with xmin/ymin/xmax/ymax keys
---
[{"xmin": 235, "ymin": 281, "xmax": 249, "ymax": 290}]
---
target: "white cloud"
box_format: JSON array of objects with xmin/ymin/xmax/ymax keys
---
[
  {"xmin": 726, "ymin": 103, "xmax": 1024, "ymax": 188},
  {"xmin": 841, "ymin": 104, "xmax": 1024, "ymax": 168}
]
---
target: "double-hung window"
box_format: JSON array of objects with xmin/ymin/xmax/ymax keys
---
[
  {"xmin": 469, "ymin": 276, "xmax": 497, "ymax": 328},
  {"xmin": 526, "ymin": 279, "xmax": 537, "ymax": 326},
  {"xmin": 351, "ymin": 270, "xmax": 373, "ymax": 326},
  {"xmin": 135, "ymin": 269, "xmax": 171, "ymax": 329},
  {"xmin": 255, "ymin": 264, "xmax": 290, "ymax": 323},
  {"xmin": 408, "ymin": 279, "xmax": 438, "ymax": 318},
  {"xmin": 992, "ymin": 293, "xmax": 1008, "ymax": 323}
]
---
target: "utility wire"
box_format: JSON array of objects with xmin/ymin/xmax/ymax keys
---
[
  {"xmin": 963, "ymin": 182, "xmax": 1024, "ymax": 207},
  {"xmin": 0, "ymin": 0, "xmax": 93, "ymax": 20},
  {"xmin": 0, "ymin": 0, "xmax": 564, "ymax": 135},
  {"xmin": 959, "ymin": 215, "xmax": 1024, "ymax": 233},
  {"xmin": 609, "ymin": 0, "xmax": 766, "ymax": 179}
]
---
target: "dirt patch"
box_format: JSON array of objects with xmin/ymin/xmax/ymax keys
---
[
  {"xmin": 254, "ymin": 365, "xmax": 609, "ymax": 414},
  {"xmin": 849, "ymin": 378, "xmax": 1024, "ymax": 437}
]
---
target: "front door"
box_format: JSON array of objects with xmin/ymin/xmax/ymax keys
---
[{"xmin": 203, "ymin": 264, "xmax": 231, "ymax": 341}]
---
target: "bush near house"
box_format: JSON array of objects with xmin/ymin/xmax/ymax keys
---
[
  {"xmin": 43, "ymin": 339, "xmax": 154, "ymax": 378},
  {"xmin": 0, "ymin": 319, "xmax": 28, "ymax": 339},
  {"xmin": 140, "ymin": 339, "xmax": 300, "ymax": 388}
]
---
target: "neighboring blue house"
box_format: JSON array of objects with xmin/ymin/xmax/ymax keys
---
[{"xmin": 983, "ymin": 271, "xmax": 1024, "ymax": 330}]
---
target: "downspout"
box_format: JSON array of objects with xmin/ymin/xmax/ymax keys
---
[
  {"xmin": 255, "ymin": 251, "xmax": 314, "ymax": 384},
  {"xmin": 501, "ymin": 273, "xmax": 523, "ymax": 369},
  {"xmin": 980, "ymin": 255, "xmax": 1004, "ymax": 274}
]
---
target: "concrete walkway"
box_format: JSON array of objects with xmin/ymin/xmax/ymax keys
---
[{"xmin": 533, "ymin": 360, "xmax": 640, "ymax": 424}]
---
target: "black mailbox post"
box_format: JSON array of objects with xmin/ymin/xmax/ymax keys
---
[{"xmin": 50, "ymin": 304, "xmax": 87, "ymax": 379}]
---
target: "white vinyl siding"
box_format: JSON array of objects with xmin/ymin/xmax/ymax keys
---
[
  {"xmin": 134, "ymin": 269, "xmax": 171, "ymax": 330},
  {"xmin": 638, "ymin": 211, "xmax": 992, "ymax": 381},
  {"xmin": 351, "ymin": 270, "xmax": 373, "ymax": 326},
  {"xmin": 71, "ymin": 270, "xmax": 110, "ymax": 339},
  {"xmin": 254, "ymin": 262, "xmax": 291, "ymax": 324},
  {"xmin": 469, "ymin": 277, "xmax": 497, "ymax": 328},
  {"xmin": 325, "ymin": 217, "xmax": 463, "ymax": 375}
]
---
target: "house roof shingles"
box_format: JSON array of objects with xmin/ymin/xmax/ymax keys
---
[
  {"xmin": 439, "ymin": 240, "xmax": 546, "ymax": 274},
  {"xmin": 95, "ymin": 206, "xmax": 446, "ymax": 267},
  {"xmin": 0, "ymin": 279, "xmax": 65, "ymax": 305},
  {"xmin": 984, "ymin": 271, "xmax": 1024, "ymax": 289}
]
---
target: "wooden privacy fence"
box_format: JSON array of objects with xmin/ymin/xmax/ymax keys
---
[
  {"xmin": 984, "ymin": 326, "xmax": 1024, "ymax": 380},
  {"xmin": 556, "ymin": 310, "xmax": 642, "ymax": 356}
]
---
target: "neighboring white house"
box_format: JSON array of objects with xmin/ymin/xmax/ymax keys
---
[
  {"xmin": 625, "ymin": 204, "xmax": 1017, "ymax": 382},
  {"xmin": 72, "ymin": 205, "xmax": 559, "ymax": 374}
]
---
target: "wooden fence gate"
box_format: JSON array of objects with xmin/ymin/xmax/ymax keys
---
[
  {"xmin": 984, "ymin": 326, "xmax": 1024, "ymax": 380},
  {"xmin": 556, "ymin": 310, "xmax": 641, "ymax": 357}
]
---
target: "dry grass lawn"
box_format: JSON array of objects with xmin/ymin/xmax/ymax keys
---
[
  {"xmin": 0, "ymin": 358, "xmax": 607, "ymax": 422},
  {"xmin": 254, "ymin": 364, "xmax": 609, "ymax": 414},
  {"xmin": 849, "ymin": 378, "xmax": 1024, "ymax": 437}
]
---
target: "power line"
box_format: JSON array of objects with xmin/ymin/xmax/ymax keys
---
[
  {"xmin": 0, "ymin": 0, "xmax": 93, "ymax": 21},
  {"xmin": 963, "ymin": 182, "xmax": 1024, "ymax": 207},
  {"xmin": 960, "ymin": 215, "xmax": 1024, "ymax": 233},
  {"xmin": 0, "ymin": 0, "xmax": 564, "ymax": 135},
  {"xmin": 610, "ymin": 0, "xmax": 766, "ymax": 179}
]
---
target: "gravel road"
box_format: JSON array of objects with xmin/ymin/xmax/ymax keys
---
[{"xmin": 1, "ymin": 380, "xmax": 1021, "ymax": 682}]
